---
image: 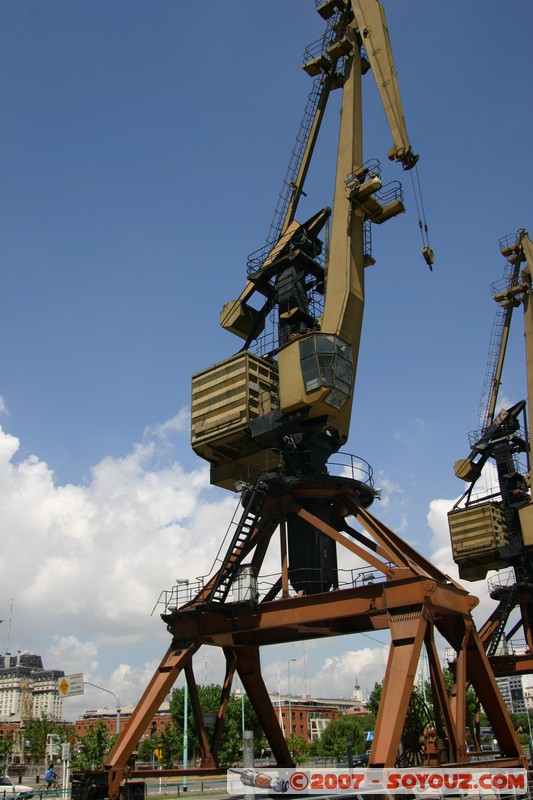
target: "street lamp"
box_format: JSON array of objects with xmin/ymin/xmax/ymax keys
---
[
  {"xmin": 287, "ymin": 658, "xmax": 297, "ymax": 737},
  {"xmin": 525, "ymin": 705, "xmax": 533, "ymax": 764},
  {"xmin": 83, "ymin": 682, "xmax": 121, "ymax": 734},
  {"xmin": 176, "ymin": 579, "xmax": 190, "ymax": 790}
]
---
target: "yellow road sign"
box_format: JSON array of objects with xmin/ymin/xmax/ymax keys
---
[{"xmin": 58, "ymin": 673, "xmax": 84, "ymax": 697}]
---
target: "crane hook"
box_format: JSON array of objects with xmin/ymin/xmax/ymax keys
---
[{"xmin": 422, "ymin": 245, "xmax": 434, "ymax": 271}]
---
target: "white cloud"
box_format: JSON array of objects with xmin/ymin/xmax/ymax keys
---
[
  {"xmin": 0, "ymin": 417, "xmax": 507, "ymax": 722},
  {"xmin": 0, "ymin": 420, "xmax": 237, "ymax": 710},
  {"xmin": 374, "ymin": 474, "xmax": 403, "ymax": 510},
  {"xmin": 0, "ymin": 396, "xmax": 9, "ymax": 416},
  {"xmin": 143, "ymin": 409, "xmax": 190, "ymax": 440},
  {"xmin": 308, "ymin": 645, "xmax": 389, "ymax": 698},
  {"xmin": 46, "ymin": 636, "xmax": 99, "ymax": 677}
]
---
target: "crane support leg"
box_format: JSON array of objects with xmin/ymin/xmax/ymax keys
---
[
  {"xmin": 425, "ymin": 627, "xmax": 461, "ymax": 761},
  {"xmin": 235, "ymin": 645, "xmax": 294, "ymax": 767},
  {"xmin": 210, "ymin": 649, "xmax": 238, "ymax": 762},
  {"xmin": 185, "ymin": 661, "xmax": 217, "ymax": 768},
  {"xmin": 370, "ymin": 609, "xmax": 427, "ymax": 766},
  {"xmin": 105, "ymin": 642, "xmax": 200, "ymax": 800},
  {"xmin": 449, "ymin": 627, "xmax": 469, "ymax": 760},
  {"xmin": 520, "ymin": 597, "xmax": 533, "ymax": 652},
  {"xmin": 465, "ymin": 624, "xmax": 524, "ymax": 755}
]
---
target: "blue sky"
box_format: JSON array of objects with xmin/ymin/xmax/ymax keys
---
[{"xmin": 1, "ymin": 1, "xmax": 532, "ymax": 720}]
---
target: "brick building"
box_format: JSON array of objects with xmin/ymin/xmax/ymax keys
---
[
  {"xmin": 276, "ymin": 702, "xmax": 339, "ymax": 742},
  {"xmin": 74, "ymin": 691, "xmax": 366, "ymax": 745}
]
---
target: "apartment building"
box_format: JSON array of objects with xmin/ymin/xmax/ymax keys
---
[
  {"xmin": 0, "ymin": 652, "xmax": 65, "ymax": 724},
  {"xmin": 496, "ymin": 675, "xmax": 526, "ymax": 714}
]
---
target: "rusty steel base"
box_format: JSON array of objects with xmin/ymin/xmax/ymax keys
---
[
  {"xmin": 478, "ymin": 580, "xmax": 533, "ymax": 676},
  {"xmin": 104, "ymin": 477, "xmax": 526, "ymax": 799}
]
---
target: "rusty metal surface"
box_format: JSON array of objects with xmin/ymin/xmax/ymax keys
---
[{"xmin": 105, "ymin": 480, "xmax": 526, "ymax": 799}]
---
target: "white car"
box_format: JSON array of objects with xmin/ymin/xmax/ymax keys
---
[{"xmin": 0, "ymin": 776, "xmax": 34, "ymax": 799}]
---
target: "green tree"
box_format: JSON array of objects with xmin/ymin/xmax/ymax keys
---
[
  {"xmin": 136, "ymin": 723, "xmax": 180, "ymax": 770},
  {"xmin": 71, "ymin": 722, "xmax": 118, "ymax": 771},
  {"xmin": 23, "ymin": 716, "xmax": 71, "ymax": 764},
  {"xmin": 0, "ymin": 732, "xmax": 14, "ymax": 767},
  {"xmin": 159, "ymin": 722, "xmax": 181, "ymax": 769},
  {"xmin": 136, "ymin": 738, "xmax": 157, "ymax": 764},
  {"xmin": 425, "ymin": 669, "xmax": 478, "ymax": 723},
  {"xmin": 368, "ymin": 683, "xmax": 382, "ymax": 716},
  {"xmin": 169, "ymin": 684, "xmax": 267, "ymax": 768},
  {"xmin": 316, "ymin": 715, "xmax": 365, "ymax": 763},
  {"xmin": 286, "ymin": 735, "xmax": 309, "ymax": 765}
]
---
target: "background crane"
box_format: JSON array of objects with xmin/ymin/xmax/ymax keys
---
[{"xmin": 449, "ymin": 230, "xmax": 533, "ymax": 671}]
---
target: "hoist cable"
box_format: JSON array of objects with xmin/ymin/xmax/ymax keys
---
[
  {"xmin": 409, "ymin": 168, "xmax": 425, "ymax": 247},
  {"xmin": 410, "ymin": 166, "xmax": 431, "ymax": 249}
]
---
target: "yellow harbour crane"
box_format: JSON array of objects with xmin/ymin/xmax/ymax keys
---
[
  {"xmin": 100, "ymin": 5, "xmax": 525, "ymax": 798},
  {"xmin": 449, "ymin": 230, "xmax": 533, "ymax": 672}
]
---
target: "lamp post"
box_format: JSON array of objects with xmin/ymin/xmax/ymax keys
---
[
  {"xmin": 83, "ymin": 682, "xmax": 121, "ymax": 734},
  {"xmin": 287, "ymin": 658, "xmax": 297, "ymax": 737},
  {"xmin": 525, "ymin": 705, "xmax": 533, "ymax": 764},
  {"xmin": 176, "ymin": 579, "xmax": 190, "ymax": 790}
]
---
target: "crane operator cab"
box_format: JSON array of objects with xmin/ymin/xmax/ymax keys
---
[
  {"xmin": 279, "ymin": 333, "xmax": 353, "ymax": 415},
  {"xmin": 191, "ymin": 210, "xmax": 357, "ymax": 490}
]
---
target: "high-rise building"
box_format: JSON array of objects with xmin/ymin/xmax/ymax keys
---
[
  {"xmin": 0, "ymin": 653, "xmax": 65, "ymax": 723},
  {"xmin": 496, "ymin": 675, "xmax": 526, "ymax": 714}
]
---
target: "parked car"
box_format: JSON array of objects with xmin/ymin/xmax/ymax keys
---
[
  {"xmin": 467, "ymin": 744, "xmax": 494, "ymax": 761},
  {"xmin": 0, "ymin": 776, "xmax": 34, "ymax": 799}
]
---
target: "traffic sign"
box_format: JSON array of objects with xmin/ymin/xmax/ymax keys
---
[
  {"xmin": 58, "ymin": 673, "xmax": 84, "ymax": 697},
  {"xmin": 154, "ymin": 748, "xmax": 163, "ymax": 761}
]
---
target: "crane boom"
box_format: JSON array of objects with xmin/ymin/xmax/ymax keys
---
[
  {"xmin": 351, "ymin": 0, "xmax": 418, "ymax": 169},
  {"xmin": 475, "ymin": 242, "xmax": 524, "ymax": 436},
  {"xmin": 520, "ymin": 230, "xmax": 533, "ymax": 453}
]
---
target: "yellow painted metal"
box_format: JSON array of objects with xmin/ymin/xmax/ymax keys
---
[
  {"xmin": 520, "ymin": 231, "xmax": 533, "ymax": 482},
  {"xmin": 191, "ymin": 352, "xmax": 281, "ymax": 484},
  {"xmin": 219, "ymin": 297, "xmax": 262, "ymax": 340},
  {"xmin": 519, "ymin": 503, "xmax": 533, "ymax": 546},
  {"xmin": 193, "ymin": 1, "xmax": 420, "ymax": 484},
  {"xmin": 276, "ymin": 27, "xmax": 363, "ymax": 443},
  {"xmin": 191, "ymin": 353, "xmax": 277, "ymax": 445},
  {"xmin": 350, "ymin": 0, "xmax": 418, "ymax": 169},
  {"xmin": 321, "ymin": 27, "xmax": 364, "ymax": 364},
  {"xmin": 448, "ymin": 503, "xmax": 509, "ymax": 581}
]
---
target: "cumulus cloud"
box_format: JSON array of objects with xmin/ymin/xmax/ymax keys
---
[
  {"xmin": 0, "ymin": 418, "xmax": 238, "ymax": 709},
  {"xmin": 309, "ymin": 645, "xmax": 389, "ymax": 698},
  {"xmin": 374, "ymin": 474, "xmax": 403, "ymax": 510},
  {"xmin": 47, "ymin": 636, "xmax": 99, "ymax": 677},
  {"xmin": 143, "ymin": 409, "xmax": 190, "ymax": 440},
  {"xmin": 1, "ymin": 414, "xmax": 503, "ymax": 719}
]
